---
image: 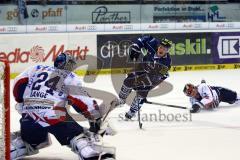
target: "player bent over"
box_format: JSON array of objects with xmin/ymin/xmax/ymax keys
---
[
  {"xmin": 183, "ymin": 81, "xmax": 240, "ymax": 113},
  {"xmin": 11, "ymin": 53, "xmax": 115, "ymax": 160},
  {"xmin": 111, "ymin": 35, "xmax": 172, "ymax": 119}
]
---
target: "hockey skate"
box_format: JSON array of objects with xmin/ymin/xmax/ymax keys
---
[{"xmin": 124, "ymin": 110, "xmax": 136, "ymax": 120}]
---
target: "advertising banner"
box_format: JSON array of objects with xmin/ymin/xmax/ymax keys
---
[
  {"xmin": 26, "ymin": 5, "xmax": 67, "ymax": 25},
  {"xmin": 1, "ymin": 4, "xmax": 240, "ymax": 31},
  {"xmin": 66, "ymin": 5, "xmax": 141, "ymax": 24},
  {"xmin": 0, "ymin": 25, "xmax": 26, "ymax": 33},
  {"xmin": 207, "ymin": 4, "xmax": 240, "ymax": 22},
  {"xmin": 141, "ymin": 4, "xmax": 240, "ymax": 23},
  {"xmin": 0, "ymin": 5, "xmax": 67, "ymax": 25},
  {"xmin": 212, "ymin": 32, "xmax": 240, "ymax": 64},
  {"xmin": 153, "ymin": 4, "xmax": 207, "ymax": 23},
  {"xmin": 0, "ymin": 33, "xmax": 97, "ymax": 73},
  {"xmin": 97, "ymin": 32, "xmax": 212, "ymax": 69},
  {"xmin": 0, "ymin": 5, "xmax": 20, "ymax": 25}
]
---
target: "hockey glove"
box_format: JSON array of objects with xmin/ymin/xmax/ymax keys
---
[
  {"xmin": 142, "ymin": 62, "xmax": 169, "ymax": 76},
  {"xmin": 190, "ymin": 103, "xmax": 202, "ymax": 113},
  {"xmin": 15, "ymin": 103, "xmax": 23, "ymax": 115},
  {"xmin": 89, "ymin": 118, "xmax": 102, "ymax": 134},
  {"xmin": 130, "ymin": 44, "xmax": 141, "ymax": 61},
  {"xmin": 151, "ymin": 63, "xmax": 169, "ymax": 76}
]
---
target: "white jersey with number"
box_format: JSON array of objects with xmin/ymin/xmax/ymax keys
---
[
  {"xmin": 189, "ymin": 83, "xmax": 219, "ymax": 108},
  {"xmin": 13, "ymin": 65, "xmax": 100, "ymax": 127}
]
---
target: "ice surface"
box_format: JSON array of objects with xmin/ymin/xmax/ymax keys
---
[{"xmin": 10, "ymin": 69, "xmax": 240, "ymax": 160}]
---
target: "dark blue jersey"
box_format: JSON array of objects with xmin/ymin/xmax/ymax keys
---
[
  {"xmin": 134, "ymin": 35, "xmax": 171, "ymax": 69},
  {"xmin": 132, "ymin": 35, "xmax": 172, "ymax": 78}
]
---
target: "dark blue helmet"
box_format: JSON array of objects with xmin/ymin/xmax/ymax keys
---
[
  {"xmin": 159, "ymin": 38, "xmax": 172, "ymax": 49},
  {"xmin": 54, "ymin": 52, "xmax": 77, "ymax": 71}
]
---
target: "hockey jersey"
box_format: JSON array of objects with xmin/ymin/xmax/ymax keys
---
[
  {"xmin": 133, "ymin": 35, "xmax": 171, "ymax": 79},
  {"xmin": 13, "ymin": 65, "xmax": 100, "ymax": 127},
  {"xmin": 189, "ymin": 83, "xmax": 219, "ymax": 109}
]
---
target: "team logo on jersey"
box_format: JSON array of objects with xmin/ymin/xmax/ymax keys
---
[{"xmin": 217, "ymin": 36, "xmax": 240, "ymax": 59}]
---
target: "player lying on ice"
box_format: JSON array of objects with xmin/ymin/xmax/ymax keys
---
[
  {"xmin": 111, "ymin": 35, "xmax": 172, "ymax": 119},
  {"xmin": 11, "ymin": 52, "xmax": 116, "ymax": 160},
  {"xmin": 183, "ymin": 80, "xmax": 240, "ymax": 113}
]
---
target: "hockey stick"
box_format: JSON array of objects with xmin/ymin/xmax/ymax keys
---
[
  {"xmin": 102, "ymin": 106, "xmax": 112, "ymax": 122},
  {"xmin": 133, "ymin": 59, "xmax": 143, "ymax": 129},
  {"xmin": 137, "ymin": 103, "xmax": 143, "ymax": 129},
  {"xmin": 145, "ymin": 100, "xmax": 188, "ymax": 109}
]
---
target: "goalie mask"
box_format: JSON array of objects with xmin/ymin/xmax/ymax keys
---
[{"xmin": 54, "ymin": 52, "xmax": 77, "ymax": 71}]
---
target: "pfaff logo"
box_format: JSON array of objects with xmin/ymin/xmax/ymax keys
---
[
  {"xmin": 217, "ymin": 36, "xmax": 240, "ymax": 59},
  {"xmin": 30, "ymin": 8, "xmax": 63, "ymax": 19}
]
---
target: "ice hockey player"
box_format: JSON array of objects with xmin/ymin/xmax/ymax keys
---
[
  {"xmin": 11, "ymin": 52, "xmax": 116, "ymax": 160},
  {"xmin": 111, "ymin": 35, "xmax": 172, "ymax": 119},
  {"xmin": 183, "ymin": 80, "xmax": 240, "ymax": 113}
]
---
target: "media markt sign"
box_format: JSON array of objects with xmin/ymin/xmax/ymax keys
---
[{"xmin": 217, "ymin": 36, "xmax": 240, "ymax": 59}]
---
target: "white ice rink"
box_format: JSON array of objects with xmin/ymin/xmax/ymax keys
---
[{"xmin": 10, "ymin": 69, "xmax": 240, "ymax": 160}]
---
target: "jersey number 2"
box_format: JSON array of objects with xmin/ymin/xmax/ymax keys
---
[{"xmin": 32, "ymin": 72, "xmax": 60, "ymax": 95}]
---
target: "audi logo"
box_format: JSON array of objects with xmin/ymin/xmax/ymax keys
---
[
  {"xmin": 48, "ymin": 26, "xmax": 58, "ymax": 31},
  {"xmin": 7, "ymin": 26, "xmax": 17, "ymax": 32},
  {"xmin": 87, "ymin": 25, "xmax": 97, "ymax": 30}
]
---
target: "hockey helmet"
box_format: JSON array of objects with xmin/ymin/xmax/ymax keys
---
[
  {"xmin": 183, "ymin": 83, "xmax": 196, "ymax": 96},
  {"xmin": 54, "ymin": 52, "xmax": 77, "ymax": 71},
  {"xmin": 159, "ymin": 38, "xmax": 172, "ymax": 49}
]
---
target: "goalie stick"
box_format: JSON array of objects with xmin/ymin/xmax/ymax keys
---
[
  {"xmin": 145, "ymin": 100, "xmax": 188, "ymax": 109},
  {"xmin": 102, "ymin": 105, "xmax": 113, "ymax": 122}
]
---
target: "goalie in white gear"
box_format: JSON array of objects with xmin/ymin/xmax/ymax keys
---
[
  {"xmin": 183, "ymin": 81, "xmax": 240, "ymax": 113},
  {"xmin": 11, "ymin": 52, "xmax": 116, "ymax": 160}
]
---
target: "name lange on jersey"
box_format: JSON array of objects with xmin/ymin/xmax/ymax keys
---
[{"xmin": 30, "ymin": 90, "xmax": 48, "ymax": 98}]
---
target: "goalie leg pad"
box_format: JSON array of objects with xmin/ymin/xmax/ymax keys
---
[
  {"xmin": 11, "ymin": 136, "xmax": 38, "ymax": 160},
  {"xmin": 70, "ymin": 134, "xmax": 116, "ymax": 160}
]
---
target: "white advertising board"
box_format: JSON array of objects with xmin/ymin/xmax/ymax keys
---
[
  {"xmin": 0, "ymin": 25, "xmax": 26, "ymax": 33},
  {"xmin": 0, "ymin": 33, "xmax": 97, "ymax": 73}
]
